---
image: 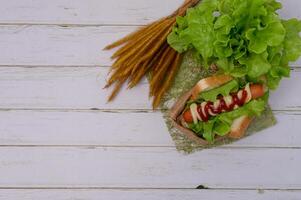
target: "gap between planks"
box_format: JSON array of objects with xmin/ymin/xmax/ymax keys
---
[
  {"xmin": 0, "ymin": 23, "xmax": 145, "ymax": 27},
  {"xmin": 0, "ymin": 145, "xmax": 299, "ymax": 150},
  {"xmin": 0, "ymin": 108, "xmax": 300, "ymax": 113},
  {"xmin": 0, "ymin": 187, "xmax": 299, "ymax": 191},
  {"xmin": 0, "ymin": 65, "xmax": 300, "ymax": 68}
]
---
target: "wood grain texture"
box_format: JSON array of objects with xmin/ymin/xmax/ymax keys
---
[
  {"xmin": 0, "ymin": 189, "xmax": 300, "ymax": 200},
  {"xmin": 0, "ymin": 25, "xmax": 127, "ymax": 66},
  {"xmin": 0, "ymin": 0, "xmax": 300, "ymax": 196},
  {"xmin": 0, "ymin": 110, "xmax": 300, "ymax": 147},
  {"xmin": 0, "ymin": 147, "xmax": 300, "ymax": 189},
  {"xmin": 0, "ymin": 110, "xmax": 171, "ymax": 146},
  {"xmin": 0, "ymin": 67, "xmax": 299, "ymax": 110},
  {"xmin": 0, "ymin": 25, "xmax": 300, "ymax": 67},
  {"xmin": 0, "ymin": 0, "xmax": 184, "ymax": 25},
  {"xmin": 0, "ymin": 66, "xmax": 150, "ymax": 109},
  {"xmin": 0, "ymin": 0, "xmax": 299, "ymax": 25}
]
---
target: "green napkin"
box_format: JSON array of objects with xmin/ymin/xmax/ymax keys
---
[{"xmin": 160, "ymin": 51, "xmax": 277, "ymax": 153}]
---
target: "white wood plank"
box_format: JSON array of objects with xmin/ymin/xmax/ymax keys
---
[
  {"xmin": 0, "ymin": 67, "xmax": 151, "ymax": 109},
  {"xmin": 0, "ymin": 110, "xmax": 300, "ymax": 148},
  {"xmin": 0, "ymin": 189, "xmax": 300, "ymax": 200},
  {"xmin": 0, "ymin": 0, "xmax": 299, "ymax": 194},
  {"xmin": 0, "ymin": 110, "xmax": 172, "ymax": 146},
  {"xmin": 0, "ymin": 0, "xmax": 298, "ymax": 25},
  {"xmin": 0, "ymin": 25, "xmax": 300, "ymax": 67},
  {"xmin": 0, "ymin": 0, "xmax": 184, "ymax": 25},
  {"xmin": 0, "ymin": 147, "xmax": 299, "ymax": 189},
  {"xmin": 0, "ymin": 67, "xmax": 299, "ymax": 110},
  {"xmin": 0, "ymin": 25, "xmax": 129, "ymax": 66}
]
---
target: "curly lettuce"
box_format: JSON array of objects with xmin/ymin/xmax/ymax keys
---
[{"xmin": 167, "ymin": 0, "xmax": 301, "ymax": 90}]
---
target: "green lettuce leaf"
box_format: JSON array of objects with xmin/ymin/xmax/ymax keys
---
[
  {"xmin": 239, "ymin": 52, "xmax": 271, "ymax": 78},
  {"xmin": 267, "ymin": 65, "xmax": 290, "ymax": 89},
  {"xmin": 216, "ymin": 58, "xmax": 234, "ymax": 73},
  {"xmin": 214, "ymin": 121, "xmax": 231, "ymax": 136},
  {"xmin": 218, "ymin": 99, "xmax": 266, "ymax": 124},
  {"xmin": 199, "ymin": 79, "xmax": 239, "ymax": 102},
  {"xmin": 214, "ymin": 14, "xmax": 234, "ymax": 35},
  {"xmin": 281, "ymin": 19, "xmax": 301, "ymax": 64},
  {"xmin": 167, "ymin": 31, "xmax": 190, "ymax": 53},
  {"xmin": 167, "ymin": 0, "xmax": 301, "ymax": 90},
  {"xmin": 202, "ymin": 120, "xmax": 216, "ymax": 142},
  {"xmin": 246, "ymin": 21, "xmax": 285, "ymax": 54}
]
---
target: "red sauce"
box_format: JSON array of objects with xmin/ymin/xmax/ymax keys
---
[{"xmin": 196, "ymin": 89, "xmax": 248, "ymax": 122}]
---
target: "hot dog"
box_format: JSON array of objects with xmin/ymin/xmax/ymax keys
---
[
  {"xmin": 178, "ymin": 75, "xmax": 267, "ymax": 140},
  {"xmin": 183, "ymin": 84, "xmax": 265, "ymax": 123}
]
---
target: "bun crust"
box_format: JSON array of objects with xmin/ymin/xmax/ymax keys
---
[
  {"xmin": 228, "ymin": 115, "xmax": 252, "ymax": 139},
  {"xmin": 191, "ymin": 74, "xmax": 233, "ymax": 100}
]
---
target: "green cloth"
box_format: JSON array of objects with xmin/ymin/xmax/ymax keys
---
[{"xmin": 160, "ymin": 51, "xmax": 277, "ymax": 153}]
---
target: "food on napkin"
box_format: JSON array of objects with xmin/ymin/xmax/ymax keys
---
[{"xmin": 165, "ymin": 0, "xmax": 301, "ymax": 146}]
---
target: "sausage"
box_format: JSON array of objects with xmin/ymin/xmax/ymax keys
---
[
  {"xmin": 249, "ymin": 84, "xmax": 265, "ymax": 99},
  {"xmin": 183, "ymin": 84, "xmax": 265, "ymax": 123},
  {"xmin": 183, "ymin": 109, "xmax": 194, "ymax": 123}
]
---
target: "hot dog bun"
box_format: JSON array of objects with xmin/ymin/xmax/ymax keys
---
[
  {"xmin": 228, "ymin": 115, "xmax": 252, "ymax": 139},
  {"xmin": 183, "ymin": 75, "xmax": 265, "ymax": 139},
  {"xmin": 191, "ymin": 74, "xmax": 233, "ymax": 100}
]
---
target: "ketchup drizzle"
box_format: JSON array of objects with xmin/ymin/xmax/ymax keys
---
[{"xmin": 196, "ymin": 89, "xmax": 248, "ymax": 122}]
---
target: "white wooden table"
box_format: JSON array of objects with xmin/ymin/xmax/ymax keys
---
[{"xmin": 0, "ymin": 0, "xmax": 301, "ymax": 199}]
